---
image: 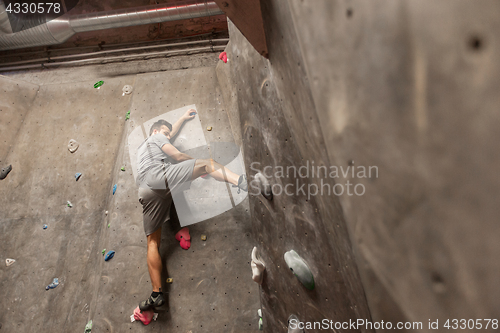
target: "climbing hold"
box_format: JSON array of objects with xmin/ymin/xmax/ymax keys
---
[
  {"xmin": 219, "ymin": 51, "xmax": 228, "ymax": 63},
  {"xmin": 175, "ymin": 227, "xmax": 191, "ymax": 250},
  {"xmin": 121, "ymin": 166, "xmax": 126, "ymax": 171},
  {"xmin": 75, "ymin": 173, "xmax": 82, "ymax": 181},
  {"xmin": 288, "ymin": 314, "xmax": 304, "ymax": 333},
  {"xmin": 125, "ymin": 110, "xmax": 131, "ymax": 120},
  {"xmin": 207, "ymin": 126, "xmax": 212, "ymax": 131},
  {"xmin": 108, "ymin": 223, "xmax": 110, "ymax": 228},
  {"xmin": 5, "ymin": 258, "xmax": 15, "ymax": 267},
  {"xmin": 94, "ymin": 80, "xmax": 104, "ymax": 89},
  {"xmin": 104, "ymin": 250, "xmax": 115, "ymax": 261},
  {"xmin": 190, "ymin": 112, "xmax": 196, "ymax": 116},
  {"xmin": 284, "ymin": 250, "xmax": 315, "ymax": 290},
  {"xmin": 130, "ymin": 306, "xmax": 158, "ymax": 325},
  {"xmin": 84, "ymin": 320, "xmax": 92, "ymax": 333},
  {"xmin": 166, "ymin": 278, "xmax": 173, "ymax": 284},
  {"xmin": 259, "ymin": 317, "xmax": 263, "ymax": 330},
  {"xmin": 43, "ymin": 224, "xmax": 48, "ymax": 229},
  {"xmin": 201, "ymin": 234, "xmax": 207, "ymax": 241},
  {"xmin": 122, "ymin": 85, "xmax": 133, "ymax": 95},
  {"xmin": 102, "ymin": 249, "xmax": 106, "ymax": 255},
  {"xmin": 68, "ymin": 139, "xmax": 79, "ymax": 153},
  {"xmin": 67, "ymin": 201, "xmax": 73, "ymax": 208},
  {"xmin": 105, "ymin": 211, "xmax": 108, "ymax": 215},
  {"xmin": 0, "ymin": 164, "xmax": 12, "ymax": 180},
  {"xmin": 254, "ymin": 172, "xmax": 273, "ymax": 200},
  {"xmin": 258, "ymin": 309, "xmax": 262, "ymax": 318},
  {"xmin": 251, "ymin": 247, "xmax": 266, "ymax": 285},
  {"xmin": 113, "ymin": 184, "xmax": 117, "ymax": 195},
  {"xmin": 45, "ymin": 278, "xmax": 59, "ymax": 290}
]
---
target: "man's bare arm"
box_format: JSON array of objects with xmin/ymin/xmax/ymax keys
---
[
  {"xmin": 170, "ymin": 108, "xmax": 197, "ymax": 139},
  {"xmin": 162, "ymin": 143, "xmax": 193, "ymax": 162}
]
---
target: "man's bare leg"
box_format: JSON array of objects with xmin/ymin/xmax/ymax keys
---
[
  {"xmin": 192, "ymin": 158, "xmax": 239, "ymax": 185},
  {"xmin": 140, "ymin": 226, "xmax": 166, "ymax": 311},
  {"xmin": 147, "ymin": 227, "xmax": 162, "ymax": 292}
]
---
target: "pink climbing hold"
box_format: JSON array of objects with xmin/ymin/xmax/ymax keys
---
[
  {"xmin": 219, "ymin": 51, "xmax": 228, "ymax": 63},
  {"xmin": 133, "ymin": 306, "xmax": 155, "ymax": 325},
  {"xmin": 175, "ymin": 227, "xmax": 191, "ymax": 250}
]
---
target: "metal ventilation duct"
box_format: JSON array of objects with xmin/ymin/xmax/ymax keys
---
[{"xmin": 0, "ymin": 0, "xmax": 223, "ymax": 51}]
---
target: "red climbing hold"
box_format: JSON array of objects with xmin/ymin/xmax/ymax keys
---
[
  {"xmin": 175, "ymin": 227, "xmax": 191, "ymax": 250},
  {"xmin": 132, "ymin": 306, "xmax": 156, "ymax": 325},
  {"xmin": 219, "ymin": 51, "xmax": 228, "ymax": 63}
]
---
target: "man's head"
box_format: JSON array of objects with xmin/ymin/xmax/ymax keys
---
[{"xmin": 149, "ymin": 119, "xmax": 173, "ymax": 138}]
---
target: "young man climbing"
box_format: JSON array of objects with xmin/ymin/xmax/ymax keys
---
[{"xmin": 136, "ymin": 108, "xmax": 248, "ymax": 311}]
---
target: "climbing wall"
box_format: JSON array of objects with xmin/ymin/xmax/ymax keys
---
[
  {"xmin": 0, "ymin": 65, "xmax": 260, "ymax": 331},
  {"xmin": 224, "ymin": 0, "xmax": 500, "ymax": 331},
  {"xmin": 224, "ymin": 15, "xmax": 373, "ymax": 333}
]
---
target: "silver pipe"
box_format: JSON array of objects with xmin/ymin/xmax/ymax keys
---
[
  {"xmin": 69, "ymin": 1, "xmax": 222, "ymax": 33},
  {"xmin": 0, "ymin": 45, "xmax": 225, "ymax": 71},
  {"xmin": 0, "ymin": 1, "xmax": 223, "ymax": 51},
  {"xmin": 0, "ymin": 38, "xmax": 228, "ymax": 65}
]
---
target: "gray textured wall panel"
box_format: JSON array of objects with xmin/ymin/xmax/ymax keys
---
[
  {"xmin": 287, "ymin": 0, "xmax": 500, "ymax": 329},
  {"xmin": 227, "ymin": 2, "xmax": 373, "ymax": 330}
]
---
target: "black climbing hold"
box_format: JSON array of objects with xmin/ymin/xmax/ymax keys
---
[
  {"xmin": 0, "ymin": 164, "xmax": 12, "ymax": 180},
  {"xmin": 75, "ymin": 173, "xmax": 82, "ymax": 181},
  {"xmin": 254, "ymin": 172, "xmax": 273, "ymax": 200}
]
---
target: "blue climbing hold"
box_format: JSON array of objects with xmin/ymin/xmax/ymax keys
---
[
  {"xmin": 190, "ymin": 112, "xmax": 196, "ymax": 116},
  {"xmin": 43, "ymin": 224, "xmax": 48, "ymax": 229},
  {"xmin": 75, "ymin": 173, "xmax": 82, "ymax": 181},
  {"xmin": 104, "ymin": 250, "xmax": 115, "ymax": 261},
  {"xmin": 46, "ymin": 278, "xmax": 59, "ymax": 290},
  {"xmin": 112, "ymin": 184, "xmax": 117, "ymax": 195}
]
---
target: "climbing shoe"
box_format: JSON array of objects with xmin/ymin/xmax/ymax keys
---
[
  {"xmin": 233, "ymin": 174, "xmax": 248, "ymax": 194},
  {"xmin": 139, "ymin": 292, "xmax": 165, "ymax": 311}
]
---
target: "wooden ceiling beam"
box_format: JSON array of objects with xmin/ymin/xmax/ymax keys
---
[{"xmin": 213, "ymin": 0, "xmax": 268, "ymax": 58}]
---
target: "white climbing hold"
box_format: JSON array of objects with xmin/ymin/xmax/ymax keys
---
[
  {"xmin": 254, "ymin": 172, "xmax": 273, "ymax": 200},
  {"xmin": 68, "ymin": 139, "xmax": 79, "ymax": 153},
  {"xmin": 258, "ymin": 309, "xmax": 262, "ymax": 318},
  {"xmin": 6, "ymin": 258, "xmax": 15, "ymax": 267},
  {"xmin": 288, "ymin": 315, "xmax": 304, "ymax": 333},
  {"xmin": 251, "ymin": 247, "xmax": 266, "ymax": 285},
  {"xmin": 105, "ymin": 211, "xmax": 108, "ymax": 215},
  {"xmin": 122, "ymin": 85, "xmax": 133, "ymax": 95}
]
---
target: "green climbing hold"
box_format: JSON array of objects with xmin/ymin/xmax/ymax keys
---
[
  {"xmin": 107, "ymin": 224, "xmax": 110, "ymax": 228},
  {"xmin": 85, "ymin": 320, "xmax": 92, "ymax": 333},
  {"xmin": 284, "ymin": 250, "xmax": 315, "ymax": 290},
  {"xmin": 125, "ymin": 110, "xmax": 130, "ymax": 120},
  {"xmin": 94, "ymin": 81, "xmax": 104, "ymax": 89},
  {"xmin": 121, "ymin": 166, "xmax": 125, "ymax": 171},
  {"xmin": 102, "ymin": 249, "xmax": 106, "ymax": 255},
  {"xmin": 259, "ymin": 317, "xmax": 263, "ymax": 330}
]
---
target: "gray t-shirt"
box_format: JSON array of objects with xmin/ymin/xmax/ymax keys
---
[{"xmin": 136, "ymin": 133, "xmax": 174, "ymax": 189}]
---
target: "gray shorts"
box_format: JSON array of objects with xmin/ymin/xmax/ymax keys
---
[{"xmin": 139, "ymin": 159, "xmax": 197, "ymax": 236}]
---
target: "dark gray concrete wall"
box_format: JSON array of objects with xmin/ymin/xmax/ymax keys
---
[
  {"xmin": 226, "ymin": 8, "xmax": 373, "ymax": 333},
  {"xmin": 225, "ymin": 0, "xmax": 500, "ymax": 332},
  {"xmin": 287, "ymin": 0, "xmax": 500, "ymax": 329}
]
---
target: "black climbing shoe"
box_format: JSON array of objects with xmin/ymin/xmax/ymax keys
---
[
  {"xmin": 139, "ymin": 292, "xmax": 165, "ymax": 311},
  {"xmin": 0, "ymin": 165, "xmax": 12, "ymax": 180},
  {"xmin": 233, "ymin": 174, "xmax": 248, "ymax": 194}
]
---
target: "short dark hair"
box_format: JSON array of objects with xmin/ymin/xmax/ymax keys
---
[{"xmin": 149, "ymin": 119, "xmax": 172, "ymax": 136}]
